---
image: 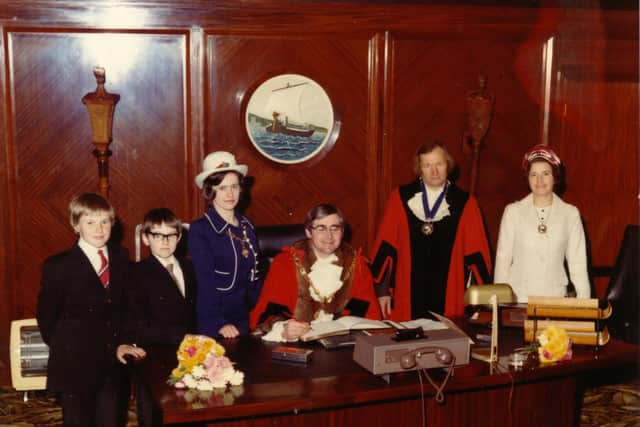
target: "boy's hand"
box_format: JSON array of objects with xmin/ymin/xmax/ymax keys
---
[
  {"xmin": 218, "ymin": 324, "xmax": 240, "ymax": 338},
  {"xmin": 117, "ymin": 344, "xmax": 147, "ymax": 364}
]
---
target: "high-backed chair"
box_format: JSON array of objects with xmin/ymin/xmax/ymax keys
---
[
  {"xmin": 256, "ymin": 224, "xmax": 306, "ymax": 275},
  {"xmin": 605, "ymin": 225, "xmax": 639, "ymax": 344}
]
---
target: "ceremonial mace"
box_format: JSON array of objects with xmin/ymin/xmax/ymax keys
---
[{"xmin": 463, "ymin": 75, "xmax": 494, "ymax": 195}]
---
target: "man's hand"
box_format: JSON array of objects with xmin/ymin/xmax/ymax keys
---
[
  {"xmin": 378, "ymin": 296, "xmax": 392, "ymax": 318},
  {"xmin": 282, "ymin": 319, "xmax": 311, "ymax": 341}
]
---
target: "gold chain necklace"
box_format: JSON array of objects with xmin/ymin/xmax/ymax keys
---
[{"xmin": 227, "ymin": 227, "xmax": 249, "ymax": 258}]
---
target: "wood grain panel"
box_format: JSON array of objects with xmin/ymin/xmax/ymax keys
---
[
  {"xmin": 387, "ymin": 34, "xmax": 543, "ymax": 252},
  {"xmin": 548, "ymin": 12, "xmax": 638, "ymax": 296},
  {"xmin": 6, "ymin": 30, "xmax": 190, "ymax": 324},
  {"xmin": 0, "ymin": 1, "xmax": 636, "ymax": 371},
  {"xmin": 205, "ymin": 34, "xmax": 377, "ymax": 250},
  {"xmin": 552, "ymin": 76, "xmax": 638, "ymax": 289}
]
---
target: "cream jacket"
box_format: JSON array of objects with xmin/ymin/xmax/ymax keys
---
[{"xmin": 494, "ymin": 193, "xmax": 590, "ymax": 302}]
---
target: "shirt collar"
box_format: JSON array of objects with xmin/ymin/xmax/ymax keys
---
[
  {"xmin": 153, "ymin": 254, "xmax": 177, "ymax": 268},
  {"xmin": 77, "ymin": 237, "xmax": 107, "ymax": 257}
]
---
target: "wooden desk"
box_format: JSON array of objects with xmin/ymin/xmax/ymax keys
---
[{"xmin": 140, "ymin": 327, "xmax": 638, "ymax": 426}]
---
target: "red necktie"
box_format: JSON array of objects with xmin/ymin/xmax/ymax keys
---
[{"xmin": 97, "ymin": 249, "xmax": 110, "ymax": 288}]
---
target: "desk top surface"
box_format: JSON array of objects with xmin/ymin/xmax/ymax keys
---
[{"xmin": 139, "ymin": 325, "xmax": 639, "ymax": 424}]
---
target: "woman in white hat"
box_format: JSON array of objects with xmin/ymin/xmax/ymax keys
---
[
  {"xmin": 189, "ymin": 151, "xmax": 261, "ymax": 338},
  {"xmin": 494, "ymin": 145, "xmax": 591, "ymax": 302}
]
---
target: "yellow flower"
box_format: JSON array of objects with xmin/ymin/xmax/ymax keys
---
[{"xmin": 537, "ymin": 325, "xmax": 571, "ymax": 363}]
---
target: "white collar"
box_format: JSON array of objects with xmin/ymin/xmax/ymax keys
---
[
  {"xmin": 78, "ymin": 238, "xmax": 107, "ymax": 258},
  {"xmin": 153, "ymin": 254, "xmax": 178, "ymax": 269}
]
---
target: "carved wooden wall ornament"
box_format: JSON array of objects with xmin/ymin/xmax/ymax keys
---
[{"xmin": 81, "ymin": 67, "xmax": 120, "ymax": 198}]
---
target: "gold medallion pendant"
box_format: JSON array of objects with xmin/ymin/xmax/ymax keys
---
[{"xmin": 421, "ymin": 221, "xmax": 434, "ymax": 236}]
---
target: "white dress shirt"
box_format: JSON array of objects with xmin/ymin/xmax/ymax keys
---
[
  {"xmin": 77, "ymin": 238, "xmax": 108, "ymax": 274},
  {"xmin": 153, "ymin": 254, "xmax": 185, "ymax": 297}
]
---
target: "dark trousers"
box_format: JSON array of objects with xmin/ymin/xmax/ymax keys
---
[
  {"xmin": 135, "ymin": 378, "xmax": 163, "ymax": 427},
  {"xmin": 58, "ymin": 377, "xmax": 129, "ymax": 427}
]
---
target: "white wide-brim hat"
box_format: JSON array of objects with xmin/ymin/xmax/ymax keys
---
[{"xmin": 195, "ymin": 151, "xmax": 248, "ymax": 189}]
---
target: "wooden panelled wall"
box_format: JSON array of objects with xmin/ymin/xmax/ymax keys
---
[{"xmin": 0, "ymin": 1, "xmax": 637, "ymax": 363}]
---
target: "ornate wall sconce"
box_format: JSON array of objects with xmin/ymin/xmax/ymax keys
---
[
  {"xmin": 82, "ymin": 67, "xmax": 120, "ymax": 198},
  {"xmin": 464, "ymin": 75, "xmax": 494, "ymax": 195}
]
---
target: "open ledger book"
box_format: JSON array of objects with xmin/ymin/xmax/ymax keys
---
[{"xmin": 299, "ymin": 315, "xmax": 449, "ymax": 342}]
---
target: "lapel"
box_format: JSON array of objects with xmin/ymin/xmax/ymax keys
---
[
  {"xmin": 147, "ymin": 256, "xmax": 185, "ymax": 300},
  {"xmin": 71, "ymin": 244, "xmax": 107, "ymax": 291}
]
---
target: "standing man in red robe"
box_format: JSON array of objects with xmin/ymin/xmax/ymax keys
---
[{"xmin": 370, "ymin": 141, "xmax": 492, "ymax": 321}]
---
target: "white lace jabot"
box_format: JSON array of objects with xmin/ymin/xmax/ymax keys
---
[
  {"xmin": 406, "ymin": 186, "xmax": 450, "ymax": 222},
  {"xmin": 307, "ymin": 254, "xmax": 343, "ymax": 302}
]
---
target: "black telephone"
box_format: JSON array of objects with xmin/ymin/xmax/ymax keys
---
[{"xmin": 400, "ymin": 346, "xmax": 454, "ymax": 369}]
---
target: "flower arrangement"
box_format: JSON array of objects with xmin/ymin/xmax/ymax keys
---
[
  {"xmin": 167, "ymin": 334, "xmax": 244, "ymax": 390},
  {"xmin": 536, "ymin": 325, "xmax": 573, "ymax": 364}
]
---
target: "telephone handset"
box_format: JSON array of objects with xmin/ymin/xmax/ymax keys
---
[
  {"xmin": 400, "ymin": 346, "xmax": 454, "ymax": 369},
  {"xmin": 400, "ymin": 346, "xmax": 455, "ymax": 404}
]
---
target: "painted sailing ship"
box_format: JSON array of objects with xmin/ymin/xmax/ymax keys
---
[{"xmin": 264, "ymin": 82, "xmax": 315, "ymax": 138}]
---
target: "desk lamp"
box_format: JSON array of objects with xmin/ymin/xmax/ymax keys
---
[{"xmin": 463, "ymin": 284, "xmax": 515, "ymax": 363}]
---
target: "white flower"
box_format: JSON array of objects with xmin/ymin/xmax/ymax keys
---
[
  {"xmin": 192, "ymin": 365, "xmax": 206, "ymax": 378},
  {"xmin": 211, "ymin": 376, "xmax": 227, "ymax": 388},
  {"xmin": 229, "ymin": 370, "xmax": 244, "ymax": 386},
  {"xmin": 183, "ymin": 374, "xmax": 198, "ymax": 389}
]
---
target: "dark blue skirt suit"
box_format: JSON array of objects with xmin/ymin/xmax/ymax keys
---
[{"xmin": 189, "ymin": 207, "xmax": 261, "ymax": 338}]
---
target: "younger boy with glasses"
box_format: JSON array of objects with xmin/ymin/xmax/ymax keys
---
[{"xmin": 128, "ymin": 207, "xmax": 197, "ymax": 427}]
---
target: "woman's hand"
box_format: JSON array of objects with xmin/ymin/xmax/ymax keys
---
[
  {"xmin": 378, "ymin": 296, "xmax": 392, "ymax": 319},
  {"xmin": 218, "ymin": 324, "xmax": 240, "ymax": 338},
  {"xmin": 116, "ymin": 344, "xmax": 147, "ymax": 364},
  {"xmin": 282, "ymin": 319, "xmax": 311, "ymax": 341}
]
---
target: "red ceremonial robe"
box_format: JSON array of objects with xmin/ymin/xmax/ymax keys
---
[
  {"xmin": 370, "ymin": 181, "xmax": 492, "ymax": 321},
  {"xmin": 250, "ymin": 240, "xmax": 380, "ymax": 331}
]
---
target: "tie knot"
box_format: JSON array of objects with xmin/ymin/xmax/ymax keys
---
[{"xmin": 166, "ymin": 263, "xmax": 174, "ymax": 273}]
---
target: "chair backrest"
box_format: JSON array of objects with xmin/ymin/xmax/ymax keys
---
[
  {"xmin": 256, "ymin": 224, "xmax": 306, "ymax": 274},
  {"xmin": 134, "ymin": 223, "xmax": 190, "ymax": 262},
  {"xmin": 605, "ymin": 225, "xmax": 639, "ymax": 344}
]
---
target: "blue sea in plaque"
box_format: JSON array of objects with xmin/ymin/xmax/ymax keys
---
[{"xmin": 247, "ymin": 115, "xmax": 329, "ymax": 163}]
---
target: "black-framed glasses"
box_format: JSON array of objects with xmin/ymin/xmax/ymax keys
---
[
  {"xmin": 309, "ymin": 224, "xmax": 343, "ymax": 234},
  {"xmin": 147, "ymin": 232, "xmax": 180, "ymax": 243}
]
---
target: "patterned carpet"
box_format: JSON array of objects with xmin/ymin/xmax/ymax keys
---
[
  {"xmin": 1, "ymin": 379, "xmax": 638, "ymax": 426},
  {"xmin": 0, "ymin": 387, "xmax": 139, "ymax": 427}
]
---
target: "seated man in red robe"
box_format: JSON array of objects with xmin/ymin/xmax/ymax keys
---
[{"xmin": 250, "ymin": 204, "xmax": 380, "ymax": 341}]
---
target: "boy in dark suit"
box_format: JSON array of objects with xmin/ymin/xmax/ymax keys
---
[
  {"xmin": 36, "ymin": 193, "xmax": 146, "ymax": 427},
  {"xmin": 128, "ymin": 208, "xmax": 197, "ymax": 427}
]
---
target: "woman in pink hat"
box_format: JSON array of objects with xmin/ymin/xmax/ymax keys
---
[
  {"xmin": 494, "ymin": 145, "xmax": 590, "ymax": 302},
  {"xmin": 189, "ymin": 151, "xmax": 262, "ymax": 338}
]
